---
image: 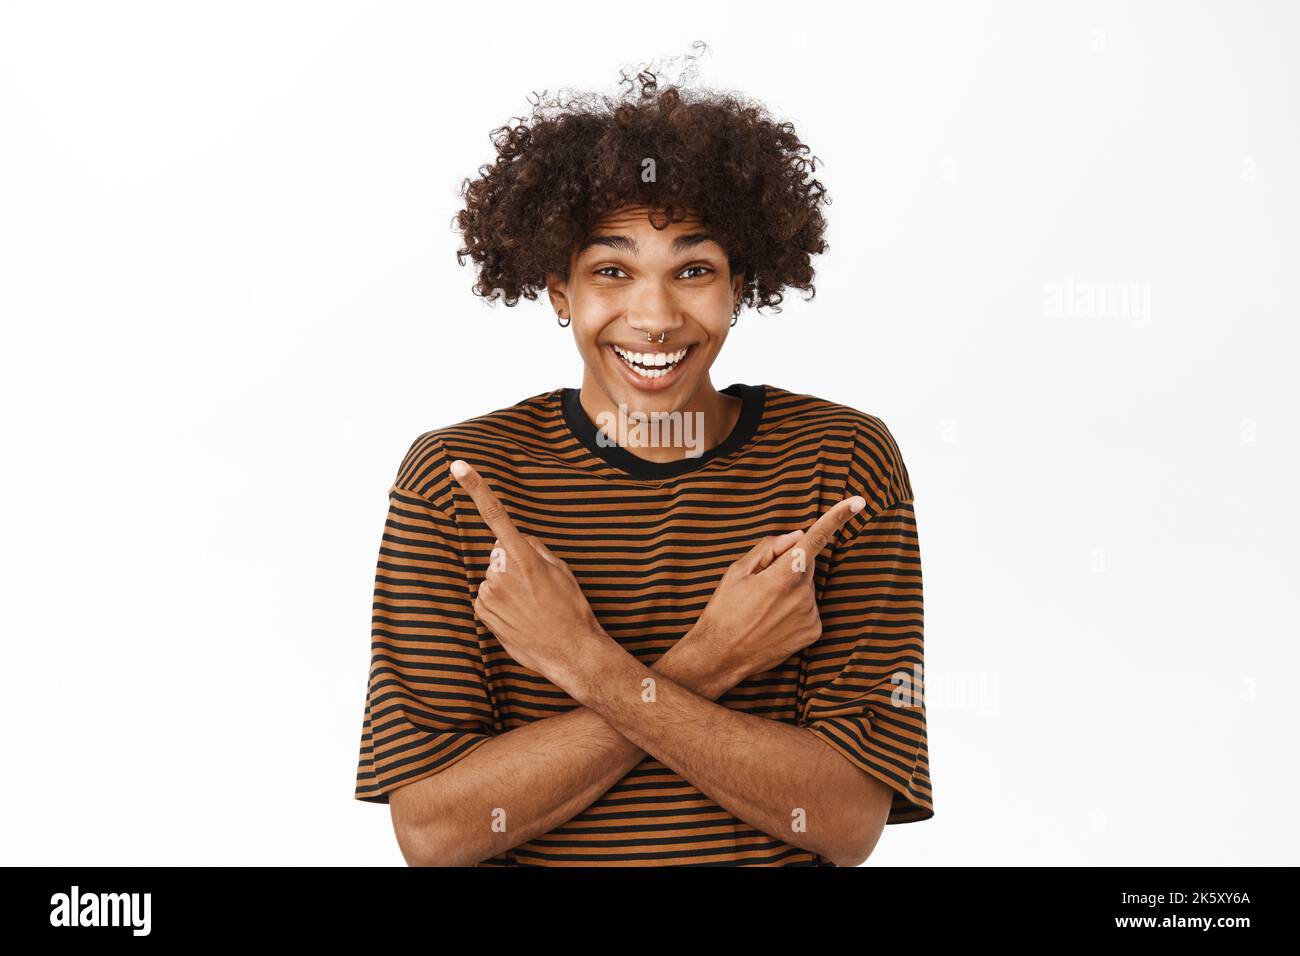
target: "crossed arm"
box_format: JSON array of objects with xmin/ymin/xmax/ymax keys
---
[
  {"xmin": 390, "ymin": 622, "xmax": 891, "ymax": 867},
  {"xmin": 388, "ymin": 462, "xmax": 895, "ymax": 867}
]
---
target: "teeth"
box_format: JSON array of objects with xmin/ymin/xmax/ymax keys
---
[{"xmin": 612, "ymin": 345, "xmax": 689, "ymax": 379}]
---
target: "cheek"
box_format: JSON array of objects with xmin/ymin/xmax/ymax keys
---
[
  {"xmin": 571, "ymin": 311, "xmax": 620, "ymax": 349},
  {"xmin": 571, "ymin": 285, "xmax": 623, "ymax": 316}
]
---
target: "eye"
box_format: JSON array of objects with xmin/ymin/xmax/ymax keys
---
[
  {"xmin": 679, "ymin": 265, "xmax": 714, "ymax": 279},
  {"xmin": 594, "ymin": 265, "xmax": 628, "ymax": 278}
]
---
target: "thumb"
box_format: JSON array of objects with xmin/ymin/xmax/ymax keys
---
[
  {"xmin": 521, "ymin": 533, "xmax": 559, "ymax": 564},
  {"xmin": 735, "ymin": 530, "xmax": 804, "ymax": 575}
]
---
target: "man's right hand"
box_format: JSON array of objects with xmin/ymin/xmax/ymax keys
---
[{"xmin": 682, "ymin": 494, "xmax": 867, "ymax": 693}]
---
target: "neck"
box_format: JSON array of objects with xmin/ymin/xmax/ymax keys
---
[{"xmin": 577, "ymin": 370, "xmax": 743, "ymax": 464}]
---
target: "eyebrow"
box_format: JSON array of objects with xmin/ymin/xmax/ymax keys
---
[{"xmin": 577, "ymin": 232, "xmax": 721, "ymax": 257}]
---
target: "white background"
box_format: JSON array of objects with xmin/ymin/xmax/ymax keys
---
[{"xmin": 1, "ymin": 0, "xmax": 1295, "ymax": 865}]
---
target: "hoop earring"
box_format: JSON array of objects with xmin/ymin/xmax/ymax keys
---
[
  {"xmin": 730, "ymin": 308, "xmax": 740, "ymax": 327},
  {"xmin": 557, "ymin": 312, "xmax": 571, "ymax": 328}
]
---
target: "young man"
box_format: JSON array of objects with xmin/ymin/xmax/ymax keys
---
[{"xmin": 353, "ymin": 73, "xmax": 932, "ymax": 866}]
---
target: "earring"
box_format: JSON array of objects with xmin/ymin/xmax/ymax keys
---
[
  {"xmin": 557, "ymin": 312, "xmax": 571, "ymax": 328},
  {"xmin": 730, "ymin": 305, "xmax": 740, "ymax": 327}
]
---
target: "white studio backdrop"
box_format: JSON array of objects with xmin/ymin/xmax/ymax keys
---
[{"xmin": 0, "ymin": 0, "xmax": 1295, "ymax": 865}]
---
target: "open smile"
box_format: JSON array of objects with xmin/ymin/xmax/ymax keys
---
[{"xmin": 607, "ymin": 343, "xmax": 694, "ymax": 390}]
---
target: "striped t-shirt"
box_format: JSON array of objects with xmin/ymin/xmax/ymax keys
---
[{"xmin": 354, "ymin": 382, "xmax": 933, "ymax": 865}]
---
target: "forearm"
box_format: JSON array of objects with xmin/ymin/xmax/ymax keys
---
[
  {"xmin": 561, "ymin": 636, "xmax": 888, "ymax": 867},
  {"xmin": 395, "ymin": 638, "xmax": 730, "ymax": 866}
]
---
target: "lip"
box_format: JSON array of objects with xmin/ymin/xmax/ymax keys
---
[{"xmin": 606, "ymin": 343, "xmax": 694, "ymax": 392}]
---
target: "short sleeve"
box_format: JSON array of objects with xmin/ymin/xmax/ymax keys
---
[
  {"xmin": 353, "ymin": 484, "xmax": 498, "ymax": 804},
  {"xmin": 796, "ymin": 419, "xmax": 933, "ymax": 824}
]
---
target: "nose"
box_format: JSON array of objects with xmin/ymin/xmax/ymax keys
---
[{"xmin": 625, "ymin": 279, "xmax": 685, "ymax": 341}]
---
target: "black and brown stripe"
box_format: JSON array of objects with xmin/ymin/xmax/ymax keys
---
[{"xmin": 354, "ymin": 382, "xmax": 932, "ymax": 865}]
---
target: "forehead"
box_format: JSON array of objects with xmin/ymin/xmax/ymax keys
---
[
  {"xmin": 589, "ymin": 205, "xmax": 703, "ymax": 230},
  {"xmin": 577, "ymin": 205, "xmax": 719, "ymax": 257}
]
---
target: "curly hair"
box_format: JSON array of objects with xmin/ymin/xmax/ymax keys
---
[{"xmin": 453, "ymin": 66, "xmax": 830, "ymax": 313}]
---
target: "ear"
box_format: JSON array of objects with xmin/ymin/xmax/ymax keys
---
[
  {"xmin": 730, "ymin": 271, "xmax": 744, "ymax": 307},
  {"xmin": 546, "ymin": 270, "xmax": 571, "ymax": 319}
]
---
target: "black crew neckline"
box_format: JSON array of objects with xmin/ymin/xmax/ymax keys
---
[{"xmin": 560, "ymin": 383, "xmax": 766, "ymax": 479}]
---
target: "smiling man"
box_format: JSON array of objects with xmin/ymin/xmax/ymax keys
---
[
  {"xmin": 352, "ymin": 71, "xmax": 934, "ymax": 866},
  {"xmin": 558, "ymin": 204, "xmax": 745, "ymax": 464}
]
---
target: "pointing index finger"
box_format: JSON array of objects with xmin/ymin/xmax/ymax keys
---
[
  {"xmin": 789, "ymin": 494, "xmax": 867, "ymax": 566},
  {"xmin": 449, "ymin": 459, "xmax": 527, "ymax": 553}
]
